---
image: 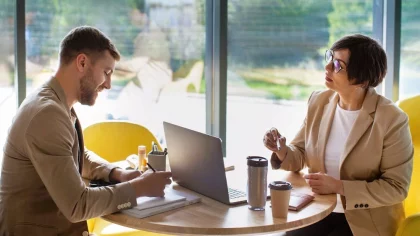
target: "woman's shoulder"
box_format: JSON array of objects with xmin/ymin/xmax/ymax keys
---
[
  {"xmin": 306, "ymin": 89, "xmax": 336, "ymax": 105},
  {"xmin": 374, "ymin": 97, "xmax": 409, "ymax": 132},
  {"xmin": 376, "ymin": 94, "xmax": 407, "ymax": 119}
]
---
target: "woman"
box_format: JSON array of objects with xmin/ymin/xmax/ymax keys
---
[{"xmin": 263, "ymin": 34, "xmax": 413, "ymax": 236}]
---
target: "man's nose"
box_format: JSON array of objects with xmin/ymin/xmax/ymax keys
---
[{"xmin": 104, "ymin": 77, "xmax": 111, "ymax": 90}]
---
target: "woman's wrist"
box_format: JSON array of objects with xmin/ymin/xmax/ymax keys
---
[
  {"xmin": 336, "ymin": 179, "xmax": 345, "ymax": 195},
  {"xmin": 275, "ymin": 146, "xmax": 288, "ymax": 162}
]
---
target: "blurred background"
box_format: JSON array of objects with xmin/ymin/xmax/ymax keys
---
[{"xmin": 1, "ymin": 0, "xmax": 419, "ymax": 165}]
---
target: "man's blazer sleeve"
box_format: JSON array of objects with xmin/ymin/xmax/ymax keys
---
[
  {"xmin": 82, "ymin": 149, "xmax": 119, "ymax": 182},
  {"xmin": 25, "ymin": 106, "xmax": 137, "ymax": 222}
]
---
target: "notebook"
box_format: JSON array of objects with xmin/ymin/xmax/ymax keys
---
[
  {"xmin": 134, "ymin": 191, "xmax": 186, "ymax": 211},
  {"xmin": 122, "ymin": 187, "xmax": 201, "ymax": 219}
]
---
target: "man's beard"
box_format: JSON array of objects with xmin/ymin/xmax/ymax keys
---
[{"xmin": 79, "ymin": 69, "xmax": 98, "ymax": 106}]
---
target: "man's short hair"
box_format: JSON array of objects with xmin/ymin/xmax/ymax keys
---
[
  {"xmin": 59, "ymin": 26, "xmax": 120, "ymax": 65},
  {"xmin": 331, "ymin": 34, "xmax": 387, "ymax": 88}
]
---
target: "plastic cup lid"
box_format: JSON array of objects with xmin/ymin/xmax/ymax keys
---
[{"xmin": 268, "ymin": 181, "xmax": 292, "ymax": 190}]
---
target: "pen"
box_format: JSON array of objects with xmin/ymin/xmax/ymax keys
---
[
  {"xmin": 152, "ymin": 141, "xmax": 156, "ymax": 153},
  {"xmin": 276, "ymin": 137, "xmax": 281, "ymax": 151},
  {"xmin": 147, "ymin": 163, "xmax": 156, "ymax": 172}
]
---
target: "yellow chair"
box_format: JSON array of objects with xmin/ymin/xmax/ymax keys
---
[
  {"xmin": 396, "ymin": 95, "xmax": 420, "ymax": 236},
  {"xmin": 83, "ymin": 120, "xmax": 166, "ymax": 236}
]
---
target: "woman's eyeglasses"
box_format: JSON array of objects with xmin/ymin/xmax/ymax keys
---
[{"xmin": 325, "ymin": 49, "xmax": 346, "ymax": 73}]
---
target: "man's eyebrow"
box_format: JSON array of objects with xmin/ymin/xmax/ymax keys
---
[{"xmin": 105, "ymin": 67, "xmax": 114, "ymax": 74}]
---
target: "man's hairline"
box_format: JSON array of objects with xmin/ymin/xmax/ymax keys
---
[{"xmin": 60, "ymin": 49, "xmax": 120, "ymax": 66}]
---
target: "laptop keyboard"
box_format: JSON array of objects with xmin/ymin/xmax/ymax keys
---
[{"xmin": 228, "ymin": 188, "xmax": 246, "ymax": 199}]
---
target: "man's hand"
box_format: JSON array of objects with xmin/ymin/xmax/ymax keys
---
[
  {"xmin": 129, "ymin": 170, "xmax": 172, "ymax": 197},
  {"xmin": 109, "ymin": 168, "xmax": 142, "ymax": 183},
  {"xmin": 304, "ymin": 172, "xmax": 344, "ymax": 195}
]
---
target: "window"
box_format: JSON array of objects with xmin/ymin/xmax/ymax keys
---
[
  {"xmin": 0, "ymin": 1, "xmax": 16, "ymax": 158},
  {"xmin": 25, "ymin": 0, "xmax": 206, "ymax": 145},
  {"xmin": 400, "ymin": 0, "xmax": 420, "ymax": 99},
  {"xmin": 226, "ymin": 0, "xmax": 373, "ymax": 158}
]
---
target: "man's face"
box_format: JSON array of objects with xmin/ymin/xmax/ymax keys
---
[{"xmin": 79, "ymin": 51, "xmax": 115, "ymax": 106}]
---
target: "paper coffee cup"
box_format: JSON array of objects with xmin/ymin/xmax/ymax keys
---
[{"xmin": 269, "ymin": 181, "xmax": 292, "ymax": 218}]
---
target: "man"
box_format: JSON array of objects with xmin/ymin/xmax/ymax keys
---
[{"xmin": 0, "ymin": 26, "xmax": 172, "ymax": 236}]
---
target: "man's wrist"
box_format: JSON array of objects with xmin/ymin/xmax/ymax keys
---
[
  {"xmin": 109, "ymin": 168, "xmax": 123, "ymax": 182},
  {"xmin": 129, "ymin": 178, "xmax": 146, "ymax": 197}
]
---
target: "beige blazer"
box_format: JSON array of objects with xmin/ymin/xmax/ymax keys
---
[
  {"xmin": 0, "ymin": 78, "xmax": 137, "ymax": 236},
  {"xmin": 271, "ymin": 88, "xmax": 413, "ymax": 236}
]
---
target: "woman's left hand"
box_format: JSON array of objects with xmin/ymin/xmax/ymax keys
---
[{"xmin": 304, "ymin": 172, "xmax": 344, "ymax": 195}]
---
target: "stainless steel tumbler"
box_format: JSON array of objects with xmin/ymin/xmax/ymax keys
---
[{"xmin": 247, "ymin": 156, "xmax": 268, "ymax": 211}]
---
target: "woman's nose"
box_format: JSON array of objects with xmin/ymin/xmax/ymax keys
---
[{"xmin": 325, "ymin": 60, "xmax": 333, "ymax": 72}]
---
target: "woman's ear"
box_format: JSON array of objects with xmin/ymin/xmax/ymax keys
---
[{"xmin": 361, "ymin": 81, "xmax": 369, "ymax": 89}]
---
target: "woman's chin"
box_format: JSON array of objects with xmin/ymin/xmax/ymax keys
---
[{"xmin": 325, "ymin": 81, "xmax": 333, "ymax": 89}]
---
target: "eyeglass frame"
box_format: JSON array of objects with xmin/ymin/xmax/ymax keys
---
[{"xmin": 325, "ymin": 49, "xmax": 347, "ymax": 74}]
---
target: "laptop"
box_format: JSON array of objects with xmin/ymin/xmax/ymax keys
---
[{"xmin": 164, "ymin": 121, "xmax": 252, "ymax": 205}]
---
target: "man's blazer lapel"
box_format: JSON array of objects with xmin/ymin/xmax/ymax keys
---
[{"xmin": 72, "ymin": 108, "xmax": 85, "ymax": 174}]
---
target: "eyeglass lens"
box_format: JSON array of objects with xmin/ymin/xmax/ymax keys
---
[{"xmin": 325, "ymin": 50, "xmax": 341, "ymax": 73}]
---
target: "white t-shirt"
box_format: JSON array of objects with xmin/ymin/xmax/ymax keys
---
[
  {"xmin": 325, "ymin": 104, "xmax": 360, "ymax": 179},
  {"xmin": 324, "ymin": 104, "xmax": 360, "ymax": 213}
]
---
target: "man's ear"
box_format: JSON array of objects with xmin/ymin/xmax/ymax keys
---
[{"xmin": 76, "ymin": 54, "xmax": 88, "ymax": 72}]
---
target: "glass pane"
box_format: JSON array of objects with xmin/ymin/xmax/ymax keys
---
[
  {"xmin": 26, "ymin": 0, "xmax": 206, "ymax": 144},
  {"xmin": 400, "ymin": 0, "xmax": 420, "ymax": 99},
  {"xmin": 0, "ymin": 1, "xmax": 16, "ymax": 162},
  {"xmin": 227, "ymin": 0, "xmax": 373, "ymax": 158}
]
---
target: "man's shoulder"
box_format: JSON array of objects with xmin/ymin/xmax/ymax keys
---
[
  {"xmin": 15, "ymin": 87, "xmax": 70, "ymax": 130},
  {"xmin": 4, "ymin": 86, "xmax": 72, "ymax": 159}
]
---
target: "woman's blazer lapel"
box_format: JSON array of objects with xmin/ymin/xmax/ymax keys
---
[
  {"xmin": 339, "ymin": 88, "xmax": 378, "ymax": 170},
  {"xmin": 317, "ymin": 93, "xmax": 339, "ymax": 173}
]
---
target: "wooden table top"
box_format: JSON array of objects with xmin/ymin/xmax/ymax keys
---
[{"xmin": 102, "ymin": 166, "xmax": 337, "ymax": 235}]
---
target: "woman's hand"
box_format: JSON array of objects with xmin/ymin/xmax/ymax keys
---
[
  {"xmin": 263, "ymin": 127, "xmax": 287, "ymax": 161},
  {"xmin": 304, "ymin": 172, "xmax": 344, "ymax": 195}
]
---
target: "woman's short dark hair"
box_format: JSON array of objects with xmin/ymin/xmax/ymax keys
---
[
  {"xmin": 59, "ymin": 26, "xmax": 120, "ymax": 65},
  {"xmin": 331, "ymin": 34, "xmax": 387, "ymax": 88}
]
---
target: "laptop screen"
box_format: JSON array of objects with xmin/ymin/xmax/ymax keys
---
[{"xmin": 163, "ymin": 122, "xmax": 232, "ymax": 204}]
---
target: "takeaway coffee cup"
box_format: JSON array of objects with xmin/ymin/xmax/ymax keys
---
[{"xmin": 269, "ymin": 181, "xmax": 292, "ymax": 218}]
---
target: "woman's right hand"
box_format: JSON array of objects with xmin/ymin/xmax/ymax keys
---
[{"xmin": 263, "ymin": 127, "xmax": 287, "ymax": 161}]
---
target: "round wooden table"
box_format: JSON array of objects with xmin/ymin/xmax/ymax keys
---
[{"xmin": 102, "ymin": 169, "xmax": 337, "ymax": 235}]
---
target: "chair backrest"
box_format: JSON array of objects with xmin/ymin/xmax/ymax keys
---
[
  {"xmin": 184, "ymin": 60, "xmax": 204, "ymax": 93},
  {"xmin": 397, "ymin": 95, "xmax": 420, "ymax": 216},
  {"xmin": 396, "ymin": 213, "xmax": 420, "ymax": 236},
  {"xmin": 83, "ymin": 121, "xmax": 162, "ymax": 163}
]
